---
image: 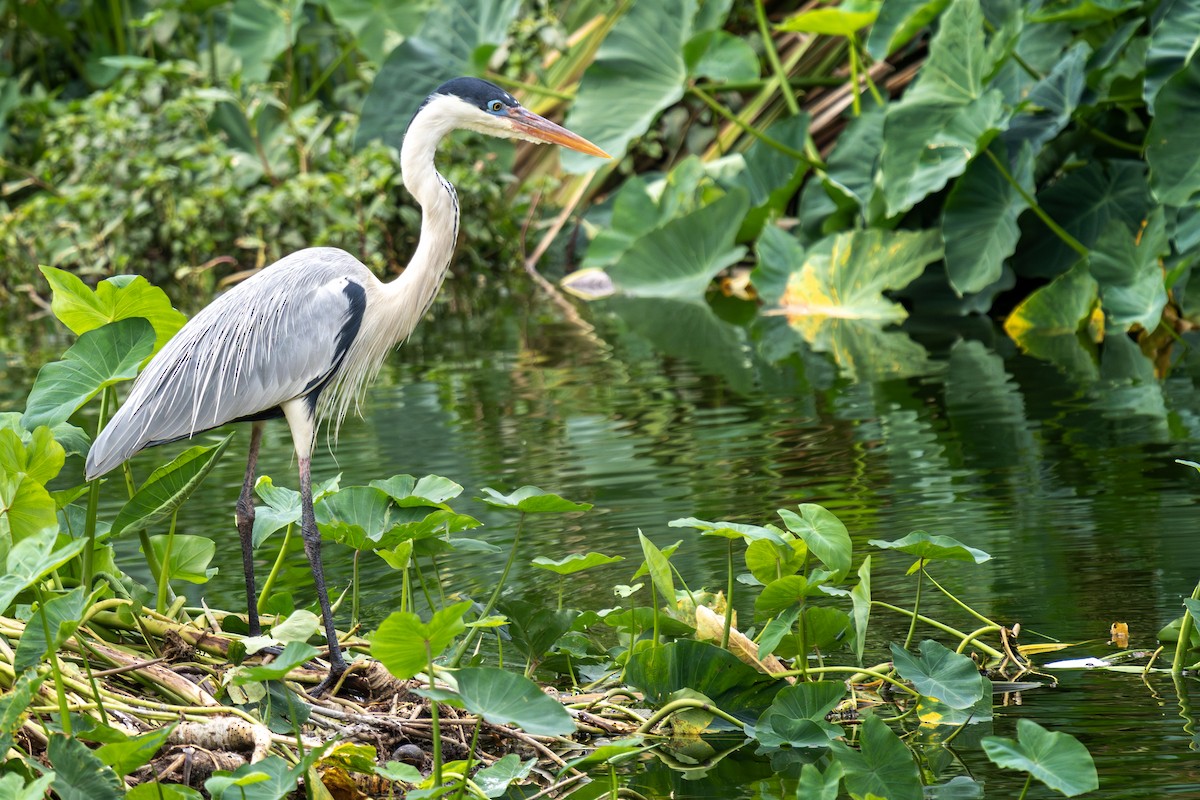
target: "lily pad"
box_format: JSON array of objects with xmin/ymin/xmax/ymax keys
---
[
  {"xmin": 869, "ymin": 531, "xmax": 991, "ymax": 563},
  {"xmin": 453, "ymin": 667, "xmax": 575, "ymax": 737},
  {"xmin": 982, "ymin": 719, "xmax": 1098, "ymax": 797},
  {"xmin": 890, "ymin": 640, "xmax": 986, "ymax": 710},
  {"xmin": 477, "ymin": 486, "xmax": 591, "ymax": 513},
  {"xmin": 830, "ymin": 715, "xmax": 924, "ymax": 800}
]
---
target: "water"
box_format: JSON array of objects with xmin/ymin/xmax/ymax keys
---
[{"xmin": 5, "ymin": 277, "xmax": 1200, "ymax": 798}]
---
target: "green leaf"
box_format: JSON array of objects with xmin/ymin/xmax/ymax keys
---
[
  {"xmin": 323, "ymin": 0, "xmax": 431, "ymax": 64},
  {"xmin": 891, "ymin": 640, "xmax": 985, "ymax": 709},
  {"xmin": 850, "ymin": 555, "xmax": 872, "ymax": 663},
  {"xmin": 372, "ymin": 600, "xmax": 472, "ymax": 680},
  {"xmin": 982, "ymin": 719, "xmax": 1099, "ymax": 796},
  {"xmin": 1148, "ymin": 57, "xmax": 1200, "ymax": 206},
  {"xmin": 147, "ymin": 534, "xmax": 217, "ymax": 584},
  {"xmin": 725, "ymin": 115, "xmax": 811, "ymax": 209},
  {"xmin": 531, "ymin": 552, "xmax": 624, "ymax": 575},
  {"xmin": 796, "ymin": 761, "xmax": 844, "ymax": 800},
  {"xmin": 126, "ymin": 783, "xmax": 203, "ymax": 800},
  {"xmin": 638, "ymin": 532, "xmax": 675, "ymax": 606},
  {"xmin": 748, "ymin": 681, "xmax": 845, "ymax": 748},
  {"xmin": 0, "ymin": 773, "xmax": 56, "ymax": 800},
  {"xmin": 48, "ymin": 734, "xmax": 124, "ymax": 800},
  {"xmin": 473, "ymin": 754, "xmax": 535, "ymax": 798},
  {"xmin": 1145, "ymin": 0, "xmax": 1200, "ymax": 110},
  {"xmin": 0, "ymin": 533, "xmax": 86, "ymax": 613},
  {"xmin": 1018, "ymin": 160, "xmax": 1152, "ymax": 279},
  {"xmin": 316, "ymin": 486, "xmax": 395, "ymax": 547},
  {"xmin": 0, "ymin": 437, "xmax": 60, "ymax": 551},
  {"xmin": 943, "ymin": 142, "xmax": 1034, "ymax": 295},
  {"xmin": 22, "ymin": 317, "xmax": 156, "ymax": 429},
  {"xmin": 779, "ymin": 6, "xmax": 878, "ymax": 35},
  {"xmin": 1003, "ymin": 42, "xmax": 1088, "ymax": 152},
  {"xmin": 369, "ymin": 474, "xmax": 463, "ymax": 507},
  {"xmin": 777, "ymin": 504, "xmax": 852, "ymax": 576},
  {"xmin": 495, "ymin": 599, "xmax": 579, "ymax": 662},
  {"xmin": 775, "ymin": 228, "xmax": 943, "ymax": 324},
  {"xmin": 453, "ymin": 667, "xmax": 575, "ymax": 736},
  {"xmin": 561, "ymin": 0, "xmax": 697, "ymax": 172},
  {"xmin": 355, "ymin": 0, "xmax": 521, "ymax": 150},
  {"xmin": 111, "ymin": 436, "xmax": 232, "ymax": 537},
  {"xmin": 233, "ymin": 641, "xmax": 320, "ymax": 684},
  {"xmin": 625, "ymin": 639, "xmax": 784, "ymax": 724},
  {"xmin": 1004, "ymin": 259, "xmax": 1098, "ymax": 338},
  {"xmin": 668, "ymin": 516, "xmax": 786, "ymax": 545},
  {"xmin": 1090, "ymin": 207, "xmax": 1169, "ymax": 331},
  {"xmin": 13, "ymin": 586, "xmax": 89, "ymax": 674},
  {"xmin": 39, "ymin": 266, "xmax": 186, "ymax": 356},
  {"xmin": 604, "ymin": 191, "xmax": 750, "ymax": 300},
  {"xmin": 0, "ymin": 425, "xmax": 65, "ymax": 486},
  {"xmin": 744, "ymin": 538, "xmax": 807, "ymax": 584},
  {"xmin": 683, "ymin": 30, "xmax": 759, "ymax": 83},
  {"xmin": 205, "ymin": 754, "xmax": 305, "ymax": 800},
  {"xmin": 228, "ymin": 0, "xmax": 304, "ymax": 82},
  {"xmin": 755, "ymin": 575, "xmax": 830, "ymax": 617},
  {"xmin": 96, "ymin": 724, "xmax": 174, "ymax": 777},
  {"xmin": 477, "ymin": 486, "xmax": 591, "ymax": 513},
  {"xmin": 869, "ymin": 530, "xmax": 991, "ymax": 563},
  {"xmin": 867, "ymin": 0, "xmax": 950, "ymax": 59},
  {"xmin": 0, "ymin": 670, "xmax": 45, "ymax": 756},
  {"xmin": 0, "ymin": 414, "xmax": 90, "ymax": 459},
  {"xmin": 831, "ymin": 715, "xmax": 924, "ymax": 800},
  {"xmin": 880, "ymin": 0, "xmax": 1007, "ymax": 216}
]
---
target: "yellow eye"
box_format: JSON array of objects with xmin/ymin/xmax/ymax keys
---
[{"xmin": 488, "ymin": 100, "xmax": 503, "ymax": 113}]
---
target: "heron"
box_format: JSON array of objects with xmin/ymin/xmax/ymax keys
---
[{"xmin": 85, "ymin": 77, "xmax": 608, "ymax": 689}]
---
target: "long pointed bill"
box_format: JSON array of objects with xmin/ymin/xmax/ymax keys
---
[{"xmin": 507, "ymin": 107, "xmax": 611, "ymax": 159}]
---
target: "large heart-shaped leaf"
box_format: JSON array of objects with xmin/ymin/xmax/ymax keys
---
[
  {"xmin": 561, "ymin": 0, "xmax": 696, "ymax": 173},
  {"xmin": 39, "ymin": 266, "xmax": 186, "ymax": 356},
  {"xmin": 1090, "ymin": 207, "xmax": 1168, "ymax": 331},
  {"xmin": 869, "ymin": 531, "xmax": 991, "ymax": 563},
  {"xmin": 982, "ymin": 719, "xmax": 1098, "ymax": 797},
  {"xmin": 146, "ymin": 534, "xmax": 217, "ymax": 584},
  {"xmin": 477, "ymin": 486, "xmax": 590, "ymax": 513},
  {"xmin": 0, "ymin": 532, "xmax": 86, "ymax": 613},
  {"xmin": 1004, "ymin": 259, "xmax": 1098, "ymax": 339},
  {"xmin": 1144, "ymin": 0, "xmax": 1200, "ymax": 111},
  {"xmin": 227, "ymin": 0, "xmax": 305, "ymax": 82},
  {"xmin": 355, "ymin": 0, "xmax": 521, "ymax": 150},
  {"xmin": 48, "ymin": 734, "xmax": 124, "ymax": 800},
  {"xmin": 453, "ymin": 667, "xmax": 575, "ymax": 737},
  {"xmin": 880, "ymin": 0, "xmax": 1008, "ymax": 216},
  {"xmin": 748, "ymin": 680, "xmax": 845, "ymax": 749},
  {"xmin": 777, "ymin": 504, "xmax": 852, "ymax": 577},
  {"xmin": 830, "ymin": 715, "xmax": 923, "ymax": 800},
  {"xmin": 23, "ymin": 317, "xmax": 155, "ymax": 430},
  {"xmin": 1147, "ymin": 56, "xmax": 1200, "ymax": 206},
  {"xmin": 372, "ymin": 600, "xmax": 472, "ymax": 680},
  {"xmin": 110, "ymin": 436, "xmax": 232, "ymax": 538},
  {"xmin": 943, "ymin": 141, "xmax": 1034, "ymax": 295},
  {"xmin": 323, "ymin": 0, "xmax": 431, "ymax": 64},
  {"xmin": 890, "ymin": 640, "xmax": 986, "ymax": 709},
  {"xmin": 866, "ymin": 0, "xmax": 950, "ymax": 59},
  {"xmin": 531, "ymin": 552, "xmax": 624, "ymax": 576},
  {"xmin": 13, "ymin": 586, "xmax": 90, "ymax": 674}
]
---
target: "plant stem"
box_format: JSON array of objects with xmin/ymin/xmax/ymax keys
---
[
  {"xmin": 351, "ymin": 550, "xmax": 360, "ymax": 631},
  {"xmin": 754, "ymin": 0, "xmax": 799, "ymax": 116},
  {"xmin": 634, "ymin": 698, "xmax": 749, "ymax": 733},
  {"xmin": 689, "ymin": 85, "xmax": 819, "ymax": 166},
  {"xmin": 258, "ymin": 523, "xmax": 294, "ymax": 614},
  {"xmin": 722, "ymin": 540, "xmax": 733, "ymax": 650},
  {"xmin": 1018, "ymin": 773, "xmax": 1032, "ymax": 800},
  {"xmin": 847, "ymin": 34, "xmax": 862, "ymax": 116},
  {"xmin": 983, "ymin": 147, "xmax": 1089, "ymax": 257},
  {"xmin": 902, "ymin": 563, "xmax": 924, "ymax": 650},
  {"xmin": 34, "ymin": 586, "xmax": 71, "ymax": 735},
  {"xmin": 81, "ymin": 387, "xmax": 112, "ymax": 589},
  {"xmin": 872, "ymin": 601, "xmax": 1004, "ymax": 658},
  {"xmin": 155, "ymin": 512, "xmax": 177, "ymax": 614},
  {"xmin": 923, "ymin": 572, "xmax": 1000, "ymax": 627},
  {"xmin": 1172, "ymin": 579, "xmax": 1200, "ymax": 674},
  {"xmin": 451, "ymin": 512, "xmax": 526, "ymax": 666},
  {"xmin": 428, "ymin": 646, "xmax": 443, "ymax": 787},
  {"xmin": 780, "ymin": 664, "xmax": 922, "ymax": 697}
]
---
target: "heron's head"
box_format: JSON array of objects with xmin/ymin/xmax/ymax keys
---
[{"xmin": 420, "ymin": 77, "xmax": 609, "ymax": 158}]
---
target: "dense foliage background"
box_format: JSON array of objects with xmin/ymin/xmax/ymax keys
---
[{"xmin": 4, "ymin": 0, "xmax": 1199, "ymax": 381}]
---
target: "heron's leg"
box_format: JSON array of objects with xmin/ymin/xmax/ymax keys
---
[
  {"xmin": 298, "ymin": 454, "xmax": 347, "ymax": 681},
  {"xmin": 236, "ymin": 421, "xmax": 265, "ymax": 636}
]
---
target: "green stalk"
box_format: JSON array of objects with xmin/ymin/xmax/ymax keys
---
[
  {"xmin": 81, "ymin": 388, "xmax": 112, "ymax": 589},
  {"xmin": 451, "ymin": 720, "xmax": 484, "ymax": 800},
  {"xmin": 351, "ymin": 550, "xmax": 360, "ymax": 630},
  {"xmin": 428, "ymin": 647, "xmax": 443, "ymax": 787},
  {"xmin": 722, "ymin": 540, "xmax": 733, "ymax": 650},
  {"xmin": 924, "ymin": 572, "xmax": 1001, "ymax": 627},
  {"xmin": 983, "ymin": 148, "xmax": 1089, "ymax": 257},
  {"xmin": 689, "ymin": 86, "xmax": 819, "ymax": 165},
  {"xmin": 257, "ymin": 523, "xmax": 294, "ymax": 614},
  {"xmin": 451, "ymin": 512, "xmax": 526, "ymax": 666},
  {"xmin": 754, "ymin": 0, "xmax": 799, "ymax": 116},
  {"xmin": 1172, "ymin": 578, "xmax": 1200, "ymax": 674},
  {"xmin": 852, "ymin": 33, "xmax": 885, "ymax": 106},
  {"xmin": 902, "ymin": 562, "xmax": 925, "ymax": 650},
  {"xmin": 847, "ymin": 34, "xmax": 862, "ymax": 116},
  {"xmin": 155, "ymin": 512, "xmax": 178, "ymax": 614},
  {"xmin": 650, "ymin": 579, "xmax": 660, "ymax": 646},
  {"xmin": 557, "ymin": 576, "xmax": 564, "ymax": 611},
  {"xmin": 34, "ymin": 586, "xmax": 71, "ymax": 735},
  {"xmin": 1018, "ymin": 774, "xmax": 1032, "ymax": 800}
]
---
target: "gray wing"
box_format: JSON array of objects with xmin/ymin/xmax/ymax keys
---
[{"xmin": 86, "ymin": 248, "xmax": 372, "ymax": 478}]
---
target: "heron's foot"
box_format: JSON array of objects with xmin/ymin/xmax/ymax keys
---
[{"xmin": 309, "ymin": 655, "xmax": 350, "ymax": 697}]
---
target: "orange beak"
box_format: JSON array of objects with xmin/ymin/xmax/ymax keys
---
[{"xmin": 506, "ymin": 107, "xmax": 611, "ymax": 158}]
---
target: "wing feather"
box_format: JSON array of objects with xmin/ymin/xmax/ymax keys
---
[{"xmin": 86, "ymin": 248, "xmax": 373, "ymax": 478}]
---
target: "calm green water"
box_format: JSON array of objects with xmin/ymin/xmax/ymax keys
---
[{"xmin": 5, "ymin": 277, "xmax": 1200, "ymax": 798}]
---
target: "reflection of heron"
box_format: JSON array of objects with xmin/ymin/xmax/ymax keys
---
[{"xmin": 86, "ymin": 78, "xmax": 608, "ymax": 689}]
